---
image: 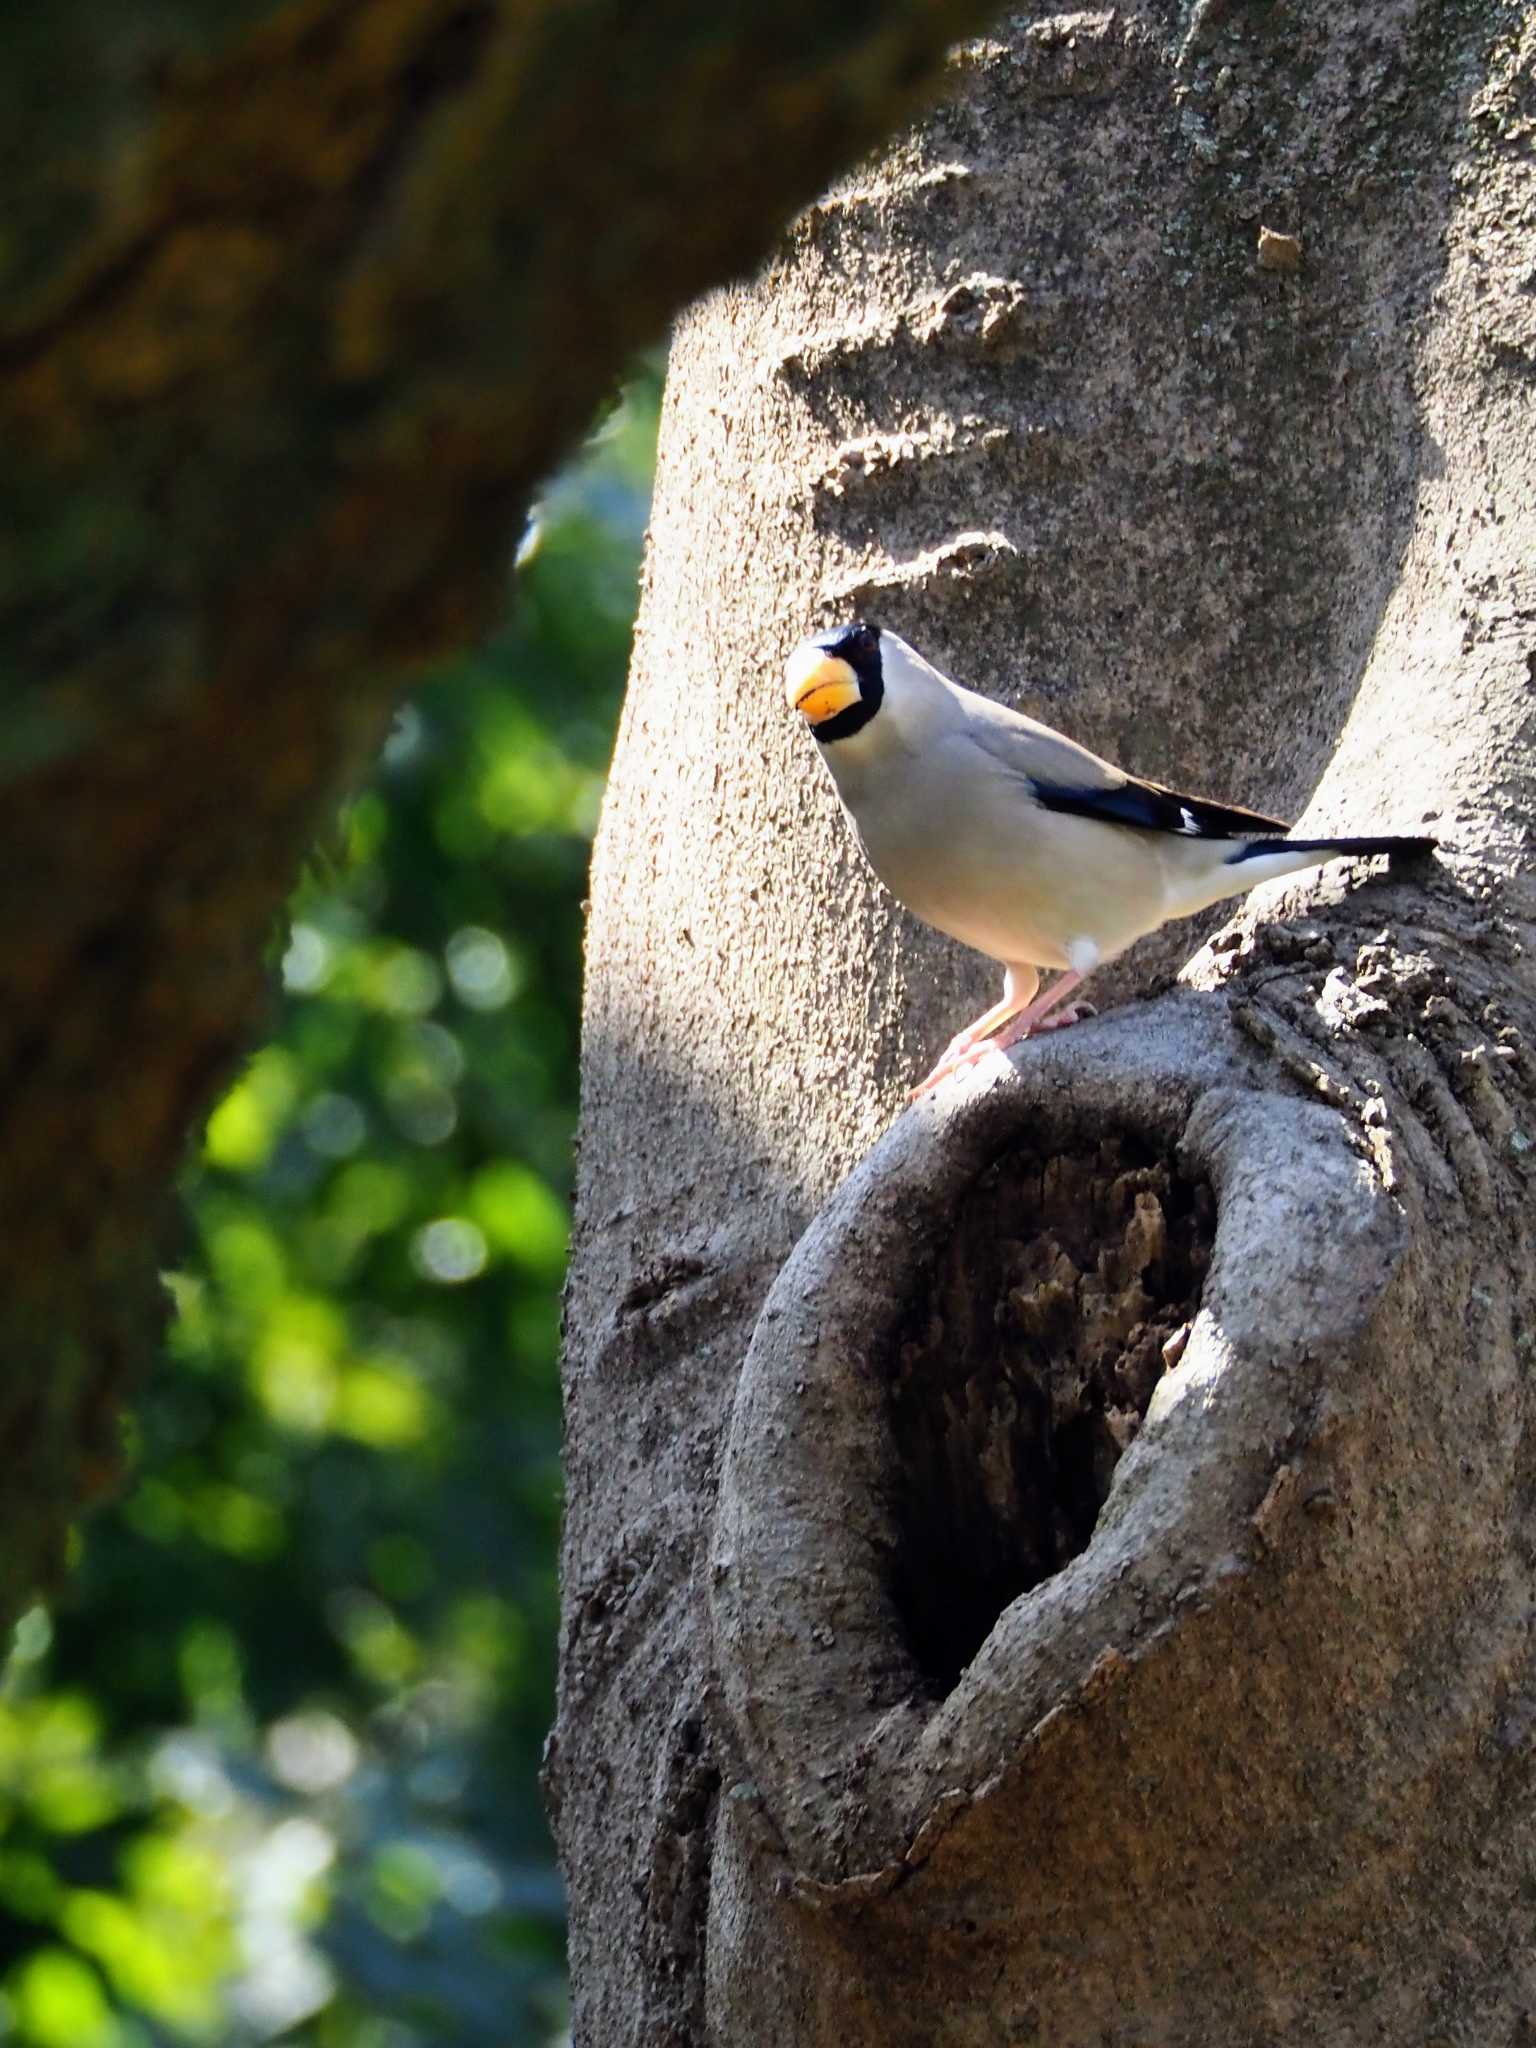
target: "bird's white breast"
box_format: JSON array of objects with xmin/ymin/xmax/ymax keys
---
[{"xmin": 820, "ymin": 722, "xmax": 1195, "ymax": 972}]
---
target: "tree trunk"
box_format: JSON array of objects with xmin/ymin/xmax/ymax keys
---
[
  {"xmin": 0, "ymin": 0, "xmax": 999, "ymax": 1621},
  {"xmin": 555, "ymin": 3, "xmax": 1536, "ymax": 2041}
]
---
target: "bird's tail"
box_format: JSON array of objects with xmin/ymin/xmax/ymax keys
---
[
  {"xmin": 1224, "ymin": 833, "xmax": 1436, "ymax": 869},
  {"xmin": 1162, "ymin": 832, "xmax": 1436, "ymax": 924}
]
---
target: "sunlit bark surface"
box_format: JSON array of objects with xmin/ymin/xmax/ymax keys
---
[{"xmin": 559, "ymin": 4, "xmax": 1536, "ymax": 2040}]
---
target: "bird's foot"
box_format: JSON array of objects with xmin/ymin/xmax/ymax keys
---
[
  {"xmin": 1018, "ymin": 1000, "xmax": 1096, "ymax": 1038},
  {"xmin": 906, "ymin": 1019, "xmax": 998, "ymax": 1097},
  {"xmin": 907, "ymin": 1002, "xmax": 1098, "ymax": 1100},
  {"xmin": 907, "ymin": 1041, "xmax": 1011, "ymax": 1101}
]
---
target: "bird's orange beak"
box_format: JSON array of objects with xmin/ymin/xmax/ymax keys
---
[{"xmin": 784, "ymin": 645, "xmax": 861, "ymax": 725}]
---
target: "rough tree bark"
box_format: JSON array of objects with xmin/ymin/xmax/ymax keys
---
[
  {"xmin": 556, "ymin": 3, "xmax": 1536, "ymax": 2041},
  {"xmin": 0, "ymin": 0, "xmax": 1003, "ymax": 1619}
]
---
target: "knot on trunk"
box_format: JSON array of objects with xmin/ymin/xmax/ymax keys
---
[{"xmin": 708, "ymin": 1006, "xmax": 1406, "ymax": 1886}]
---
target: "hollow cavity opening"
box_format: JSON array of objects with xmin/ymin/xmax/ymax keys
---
[{"xmin": 886, "ymin": 1132, "xmax": 1211, "ymax": 1696}]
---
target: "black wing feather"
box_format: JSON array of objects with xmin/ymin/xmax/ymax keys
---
[{"xmin": 1032, "ymin": 772, "xmax": 1291, "ymax": 841}]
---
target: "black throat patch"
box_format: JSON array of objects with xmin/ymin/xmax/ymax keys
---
[
  {"xmin": 813, "ymin": 623, "xmax": 883, "ymax": 745},
  {"xmin": 813, "ymin": 696, "xmax": 880, "ymax": 744}
]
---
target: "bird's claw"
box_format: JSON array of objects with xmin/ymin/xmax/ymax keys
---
[
  {"xmin": 1025, "ymin": 1000, "xmax": 1096, "ymax": 1035},
  {"xmin": 907, "ymin": 1042, "xmax": 1010, "ymax": 1101},
  {"xmin": 906, "ymin": 1022, "xmax": 998, "ymax": 1097},
  {"xmin": 907, "ymin": 1001, "xmax": 1097, "ymax": 1099}
]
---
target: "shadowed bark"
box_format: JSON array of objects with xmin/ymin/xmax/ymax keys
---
[
  {"xmin": 0, "ymin": 0, "xmax": 1005, "ymax": 1616},
  {"xmin": 558, "ymin": 1, "xmax": 1536, "ymax": 2039}
]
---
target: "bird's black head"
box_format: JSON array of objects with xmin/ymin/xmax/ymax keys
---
[{"xmin": 784, "ymin": 622, "xmax": 885, "ymax": 743}]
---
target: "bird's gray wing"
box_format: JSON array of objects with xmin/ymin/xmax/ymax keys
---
[{"xmin": 961, "ymin": 697, "xmax": 1291, "ymax": 841}]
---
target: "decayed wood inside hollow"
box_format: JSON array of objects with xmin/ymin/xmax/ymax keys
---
[{"xmin": 887, "ymin": 1136, "xmax": 1211, "ymax": 1693}]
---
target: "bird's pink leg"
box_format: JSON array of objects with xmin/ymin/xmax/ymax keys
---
[
  {"xmin": 987, "ymin": 969, "xmax": 1088, "ymax": 1051},
  {"xmin": 909, "ymin": 969, "xmax": 1091, "ymax": 1099}
]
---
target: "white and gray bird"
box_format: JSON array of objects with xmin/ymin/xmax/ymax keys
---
[{"xmin": 784, "ymin": 624, "xmax": 1434, "ymax": 1096}]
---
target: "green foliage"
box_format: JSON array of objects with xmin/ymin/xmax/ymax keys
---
[{"xmin": 0, "ymin": 368, "xmax": 660, "ymax": 2047}]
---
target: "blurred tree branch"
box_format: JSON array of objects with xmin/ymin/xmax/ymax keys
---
[{"xmin": 0, "ymin": 0, "xmax": 1001, "ymax": 1616}]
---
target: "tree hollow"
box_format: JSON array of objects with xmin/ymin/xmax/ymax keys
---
[{"xmin": 889, "ymin": 1132, "xmax": 1212, "ymax": 1695}]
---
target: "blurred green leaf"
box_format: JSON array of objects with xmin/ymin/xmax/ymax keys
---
[
  {"xmin": 10, "ymin": 1949, "xmax": 118, "ymax": 2048},
  {"xmin": 0, "ymin": 357, "xmax": 659, "ymax": 2048}
]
